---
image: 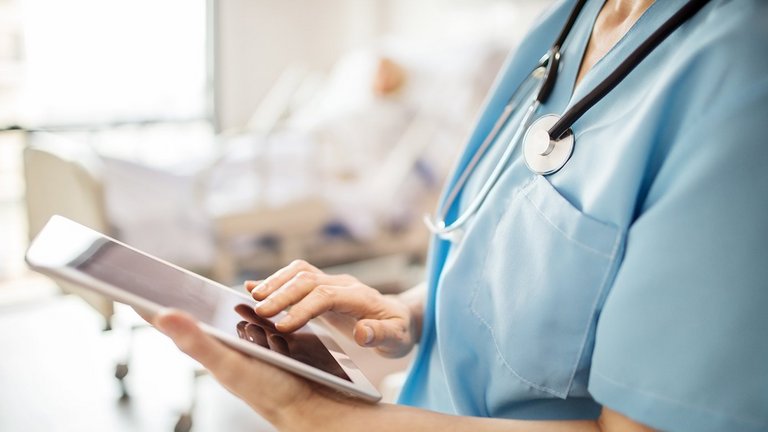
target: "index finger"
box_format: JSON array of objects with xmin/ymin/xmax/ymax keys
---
[
  {"xmin": 244, "ymin": 280, "xmax": 263, "ymax": 293},
  {"xmin": 251, "ymin": 260, "xmax": 320, "ymax": 300},
  {"xmin": 275, "ymin": 284, "xmax": 380, "ymax": 332}
]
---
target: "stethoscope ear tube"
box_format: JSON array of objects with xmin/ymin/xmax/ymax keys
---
[
  {"xmin": 535, "ymin": 49, "xmax": 561, "ymax": 104},
  {"xmin": 533, "ymin": 0, "xmax": 587, "ymax": 106},
  {"xmin": 547, "ymin": 0, "xmax": 712, "ymax": 140}
]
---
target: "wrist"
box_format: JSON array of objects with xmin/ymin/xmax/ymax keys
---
[{"xmin": 274, "ymin": 389, "xmax": 362, "ymax": 432}]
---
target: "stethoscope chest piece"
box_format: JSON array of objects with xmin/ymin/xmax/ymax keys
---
[{"xmin": 523, "ymin": 114, "xmax": 574, "ymax": 176}]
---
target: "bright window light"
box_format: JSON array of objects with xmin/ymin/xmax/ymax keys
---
[{"xmin": 19, "ymin": 0, "xmax": 207, "ymax": 126}]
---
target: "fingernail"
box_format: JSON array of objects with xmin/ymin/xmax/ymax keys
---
[{"xmin": 362, "ymin": 325, "xmax": 374, "ymax": 345}]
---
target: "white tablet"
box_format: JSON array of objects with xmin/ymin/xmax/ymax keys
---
[{"xmin": 26, "ymin": 215, "xmax": 382, "ymax": 402}]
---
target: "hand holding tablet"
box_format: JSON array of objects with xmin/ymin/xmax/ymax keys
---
[{"xmin": 25, "ymin": 215, "xmax": 382, "ymax": 402}]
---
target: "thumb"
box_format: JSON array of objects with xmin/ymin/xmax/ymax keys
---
[
  {"xmin": 153, "ymin": 310, "xmax": 248, "ymax": 384},
  {"xmin": 352, "ymin": 321, "xmax": 375, "ymax": 347},
  {"xmin": 153, "ymin": 309, "xmax": 311, "ymax": 421},
  {"xmin": 353, "ymin": 319, "xmax": 410, "ymax": 356}
]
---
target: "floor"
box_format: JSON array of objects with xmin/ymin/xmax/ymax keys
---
[{"xmin": 0, "ymin": 296, "xmax": 279, "ymax": 432}]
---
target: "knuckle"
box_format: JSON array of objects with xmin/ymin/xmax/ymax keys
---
[
  {"xmin": 342, "ymin": 274, "xmax": 360, "ymax": 284},
  {"xmin": 287, "ymin": 303, "xmax": 310, "ymax": 320},
  {"xmin": 261, "ymin": 292, "xmax": 285, "ymax": 311},
  {"xmin": 259, "ymin": 278, "xmax": 277, "ymax": 293},
  {"xmin": 290, "ymin": 259, "xmax": 308, "ymax": 269},
  {"xmin": 361, "ymin": 286, "xmax": 380, "ymax": 300},
  {"xmin": 266, "ymin": 290, "xmax": 282, "ymax": 303},
  {"xmin": 311, "ymin": 287, "xmax": 338, "ymax": 310},
  {"xmin": 295, "ymin": 271, "xmax": 315, "ymax": 282},
  {"xmin": 314, "ymin": 285, "xmax": 335, "ymax": 298}
]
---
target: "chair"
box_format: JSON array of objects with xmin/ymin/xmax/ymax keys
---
[{"xmin": 23, "ymin": 131, "xmax": 114, "ymax": 325}]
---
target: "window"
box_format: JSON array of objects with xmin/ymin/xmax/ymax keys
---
[{"xmin": 17, "ymin": 0, "xmax": 207, "ymax": 127}]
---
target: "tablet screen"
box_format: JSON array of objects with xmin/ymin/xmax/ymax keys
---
[{"xmin": 71, "ymin": 237, "xmax": 351, "ymax": 382}]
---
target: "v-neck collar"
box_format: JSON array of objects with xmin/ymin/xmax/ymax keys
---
[
  {"xmin": 553, "ymin": 0, "xmax": 692, "ymax": 114},
  {"xmin": 563, "ymin": 0, "xmax": 607, "ymax": 104}
]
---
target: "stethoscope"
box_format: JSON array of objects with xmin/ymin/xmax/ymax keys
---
[{"xmin": 425, "ymin": 0, "xmax": 710, "ymax": 240}]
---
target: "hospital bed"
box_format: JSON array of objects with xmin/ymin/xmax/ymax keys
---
[{"xmin": 73, "ymin": 37, "xmax": 507, "ymax": 285}]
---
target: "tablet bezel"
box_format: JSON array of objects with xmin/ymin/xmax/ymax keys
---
[{"xmin": 25, "ymin": 215, "xmax": 382, "ymax": 402}]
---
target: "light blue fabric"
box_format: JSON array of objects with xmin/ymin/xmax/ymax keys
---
[{"xmin": 397, "ymin": 0, "xmax": 768, "ymax": 431}]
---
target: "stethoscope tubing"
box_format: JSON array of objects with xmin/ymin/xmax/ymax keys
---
[
  {"xmin": 425, "ymin": 0, "xmax": 712, "ymax": 238},
  {"xmin": 424, "ymin": 100, "xmax": 541, "ymax": 237}
]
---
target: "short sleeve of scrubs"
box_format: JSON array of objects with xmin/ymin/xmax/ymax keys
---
[{"xmin": 588, "ymin": 53, "xmax": 768, "ymax": 432}]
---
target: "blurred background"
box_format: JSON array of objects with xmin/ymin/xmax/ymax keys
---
[{"xmin": 0, "ymin": 0, "xmax": 550, "ymax": 430}]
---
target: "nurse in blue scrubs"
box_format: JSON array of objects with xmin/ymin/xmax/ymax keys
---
[{"xmin": 152, "ymin": 0, "xmax": 768, "ymax": 430}]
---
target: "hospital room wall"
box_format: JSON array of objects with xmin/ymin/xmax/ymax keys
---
[
  {"xmin": 214, "ymin": 0, "xmax": 387, "ymax": 132},
  {"xmin": 214, "ymin": 0, "xmax": 552, "ymax": 132}
]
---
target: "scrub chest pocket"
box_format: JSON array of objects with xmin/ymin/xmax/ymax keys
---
[{"xmin": 470, "ymin": 176, "xmax": 623, "ymax": 398}]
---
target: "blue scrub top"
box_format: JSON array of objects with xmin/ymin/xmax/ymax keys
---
[{"xmin": 397, "ymin": 1, "xmax": 768, "ymax": 431}]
